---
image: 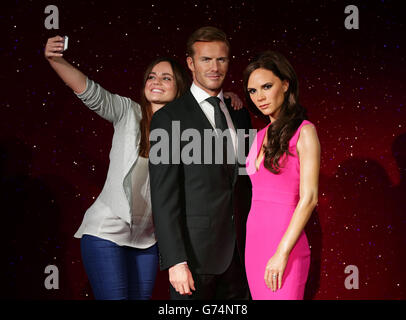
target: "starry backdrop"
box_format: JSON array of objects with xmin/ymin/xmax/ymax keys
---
[{"xmin": 1, "ymin": 0, "xmax": 405, "ymax": 299}]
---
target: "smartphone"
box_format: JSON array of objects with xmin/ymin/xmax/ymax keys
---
[{"xmin": 63, "ymin": 36, "xmax": 68, "ymax": 51}]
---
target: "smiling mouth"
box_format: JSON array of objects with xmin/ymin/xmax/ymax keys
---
[{"xmin": 151, "ymin": 88, "xmax": 164, "ymax": 93}]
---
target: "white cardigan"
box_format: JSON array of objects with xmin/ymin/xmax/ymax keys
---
[{"xmin": 73, "ymin": 78, "xmax": 155, "ymax": 248}]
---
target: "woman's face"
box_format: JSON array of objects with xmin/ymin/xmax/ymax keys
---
[
  {"xmin": 247, "ymin": 68, "xmax": 289, "ymax": 120},
  {"xmin": 144, "ymin": 61, "xmax": 177, "ymax": 109}
]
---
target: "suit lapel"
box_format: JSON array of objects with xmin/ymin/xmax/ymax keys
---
[
  {"xmin": 184, "ymin": 90, "xmax": 213, "ymax": 132},
  {"xmin": 222, "ymin": 99, "xmax": 239, "ymax": 186},
  {"xmin": 184, "ymin": 91, "xmax": 237, "ymax": 185},
  {"xmin": 224, "ymin": 98, "xmax": 238, "ymax": 130}
]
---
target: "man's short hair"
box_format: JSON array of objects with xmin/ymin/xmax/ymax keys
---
[{"xmin": 186, "ymin": 26, "xmax": 230, "ymax": 58}]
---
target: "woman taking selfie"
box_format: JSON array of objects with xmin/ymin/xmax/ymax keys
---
[{"xmin": 44, "ymin": 35, "xmax": 243, "ymax": 300}]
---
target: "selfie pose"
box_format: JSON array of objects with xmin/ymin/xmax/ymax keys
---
[
  {"xmin": 44, "ymin": 35, "xmax": 243, "ymax": 300},
  {"xmin": 244, "ymin": 51, "xmax": 320, "ymax": 300}
]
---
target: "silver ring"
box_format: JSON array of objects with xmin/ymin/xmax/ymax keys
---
[{"xmin": 272, "ymin": 274, "xmax": 277, "ymax": 279}]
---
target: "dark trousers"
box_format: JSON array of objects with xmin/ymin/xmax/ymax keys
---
[
  {"xmin": 170, "ymin": 245, "xmax": 250, "ymax": 300},
  {"xmin": 80, "ymin": 234, "xmax": 159, "ymax": 300}
]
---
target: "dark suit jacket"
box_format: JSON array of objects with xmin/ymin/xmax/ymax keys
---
[
  {"xmin": 225, "ymin": 98, "xmax": 253, "ymax": 265},
  {"xmin": 149, "ymin": 89, "xmax": 252, "ymax": 275}
]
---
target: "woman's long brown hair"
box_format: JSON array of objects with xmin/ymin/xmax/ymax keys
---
[
  {"xmin": 138, "ymin": 57, "xmax": 190, "ymax": 158},
  {"xmin": 243, "ymin": 51, "xmax": 307, "ymax": 174}
]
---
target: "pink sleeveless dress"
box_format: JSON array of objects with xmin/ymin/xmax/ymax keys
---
[{"xmin": 245, "ymin": 120, "xmax": 313, "ymax": 300}]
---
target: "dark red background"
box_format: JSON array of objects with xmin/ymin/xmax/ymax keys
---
[{"xmin": 1, "ymin": 0, "xmax": 405, "ymax": 299}]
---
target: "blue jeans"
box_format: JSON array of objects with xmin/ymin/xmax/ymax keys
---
[{"xmin": 80, "ymin": 234, "xmax": 159, "ymax": 300}]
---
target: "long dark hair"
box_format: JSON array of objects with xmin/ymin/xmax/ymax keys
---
[
  {"xmin": 243, "ymin": 51, "xmax": 307, "ymax": 174},
  {"xmin": 139, "ymin": 57, "xmax": 190, "ymax": 158}
]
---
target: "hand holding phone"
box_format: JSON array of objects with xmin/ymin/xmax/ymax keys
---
[{"xmin": 44, "ymin": 35, "xmax": 67, "ymax": 59}]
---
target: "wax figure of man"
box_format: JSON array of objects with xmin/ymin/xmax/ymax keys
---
[{"xmin": 149, "ymin": 26, "xmax": 252, "ymax": 299}]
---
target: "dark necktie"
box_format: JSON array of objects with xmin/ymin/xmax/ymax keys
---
[
  {"xmin": 206, "ymin": 96, "xmax": 228, "ymax": 131},
  {"xmin": 206, "ymin": 96, "xmax": 236, "ymax": 181}
]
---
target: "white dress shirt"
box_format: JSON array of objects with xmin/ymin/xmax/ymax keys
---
[{"xmin": 190, "ymin": 82, "xmax": 238, "ymax": 154}]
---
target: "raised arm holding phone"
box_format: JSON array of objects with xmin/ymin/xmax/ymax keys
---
[{"xmin": 44, "ymin": 34, "xmax": 246, "ymax": 300}]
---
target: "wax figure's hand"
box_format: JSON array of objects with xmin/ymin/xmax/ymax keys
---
[
  {"xmin": 264, "ymin": 251, "xmax": 289, "ymax": 292},
  {"xmin": 169, "ymin": 264, "xmax": 196, "ymax": 295},
  {"xmin": 44, "ymin": 36, "xmax": 64, "ymax": 60},
  {"xmin": 224, "ymin": 91, "xmax": 243, "ymax": 110}
]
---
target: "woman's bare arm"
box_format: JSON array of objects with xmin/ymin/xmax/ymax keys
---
[{"xmin": 44, "ymin": 35, "xmax": 86, "ymax": 94}]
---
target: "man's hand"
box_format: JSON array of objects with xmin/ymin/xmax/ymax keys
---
[
  {"xmin": 224, "ymin": 91, "xmax": 243, "ymax": 110},
  {"xmin": 169, "ymin": 263, "xmax": 196, "ymax": 295}
]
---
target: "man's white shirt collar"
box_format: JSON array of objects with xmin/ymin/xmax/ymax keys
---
[
  {"xmin": 189, "ymin": 82, "xmax": 238, "ymax": 152},
  {"xmin": 190, "ymin": 82, "xmax": 225, "ymax": 105}
]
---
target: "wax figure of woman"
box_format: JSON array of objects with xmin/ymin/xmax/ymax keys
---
[
  {"xmin": 243, "ymin": 51, "xmax": 320, "ymax": 300},
  {"xmin": 44, "ymin": 35, "xmax": 243, "ymax": 300}
]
